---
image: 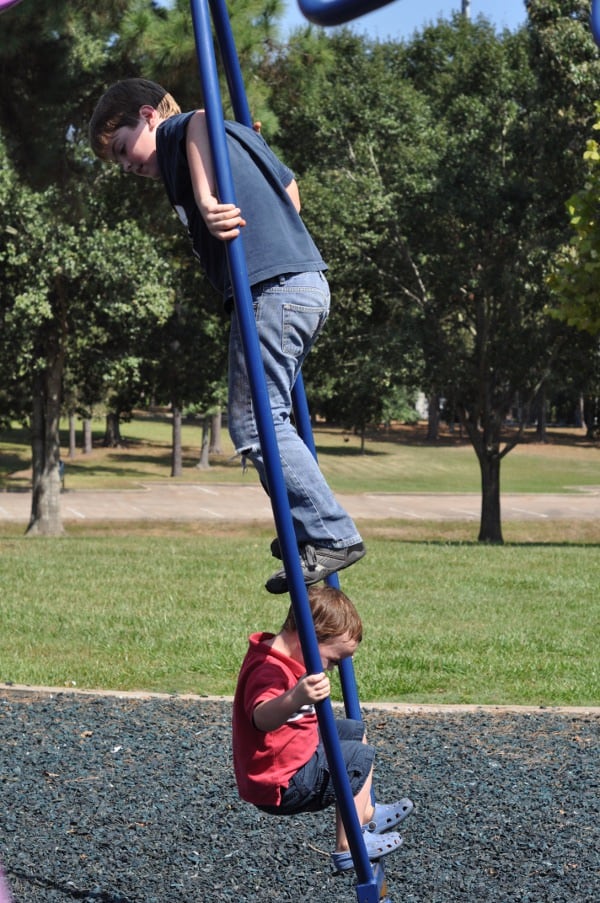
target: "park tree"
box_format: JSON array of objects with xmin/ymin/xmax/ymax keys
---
[
  {"xmin": 395, "ymin": 15, "xmax": 553, "ymax": 542},
  {"xmin": 118, "ymin": 0, "xmax": 284, "ymax": 127},
  {"xmin": 267, "ymin": 22, "xmax": 535, "ymax": 540},
  {"xmin": 265, "ymin": 28, "xmax": 438, "ymax": 439},
  {"xmin": 398, "ymin": 0, "xmax": 600, "ymax": 542},
  {"xmin": 548, "ymin": 105, "xmax": 600, "ymax": 336},
  {"xmin": 0, "ymin": 142, "xmax": 174, "ymax": 534},
  {"xmin": 547, "ymin": 107, "xmax": 600, "ymax": 437},
  {"xmin": 0, "ymin": 0, "xmax": 159, "ymax": 530},
  {"xmin": 0, "ymin": 0, "xmax": 238, "ymax": 516},
  {"xmin": 267, "ymin": 9, "xmax": 600, "ymax": 542},
  {"xmin": 139, "ymin": 256, "xmax": 228, "ymax": 475},
  {"xmin": 390, "ymin": 8, "xmax": 599, "ymax": 541},
  {"xmin": 409, "ymin": 2, "xmax": 600, "ymax": 541}
]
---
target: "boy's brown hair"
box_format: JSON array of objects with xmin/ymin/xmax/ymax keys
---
[
  {"xmin": 89, "ymin": 77, "xmax": 181, "ymax": 160},
  {"xmin": 282, "ymin": 585, "xmax": 363, "ymax": 644}
]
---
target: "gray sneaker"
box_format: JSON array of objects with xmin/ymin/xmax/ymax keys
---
[{"xmin": 265, "ymin": 542, "xmax": 366, "ymax": 594}]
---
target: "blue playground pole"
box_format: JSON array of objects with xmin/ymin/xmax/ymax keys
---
[
  {"xmin": 591, "ymin": 0, "xmax": 600, "ymax": 47},
  {"xmin": 298, "ymin": 0, "xmax": 396, "ymax": 27},
  {"xmin": 290, "ymin": 375, "xmax": 363, "ymax": 720},
  {"xmin": 189, "ymin": 2, "xmax": 388, "ymax": 899},
  {"xmin": 210, "ymin": 0, "xmax": 364, "ymax": 728}
]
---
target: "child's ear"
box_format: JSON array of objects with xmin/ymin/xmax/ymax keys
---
[{"xmin": 139, "ymin": 105, "xmax": 160, "ymax": 128}]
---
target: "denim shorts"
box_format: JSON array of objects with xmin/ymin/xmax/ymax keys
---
[{"xmin": 259, "ymin": 718, "xmax": 375, "ymax": 816}]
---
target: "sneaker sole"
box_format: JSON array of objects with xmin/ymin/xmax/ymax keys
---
[{"xmin": 265, "ymin": 546, "xmax": 365, "ymax": 594}]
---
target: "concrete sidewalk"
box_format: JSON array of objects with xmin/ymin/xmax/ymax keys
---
[{"xmin": 1, "ymin": 481, "xmax": 598, "ymax": 524}]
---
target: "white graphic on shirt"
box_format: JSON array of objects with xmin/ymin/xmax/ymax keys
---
[
  {"xmin": 174, "ymin": 205, "xmax": 189, "ymax": 227},
  {"xmin": 287, "ymin": 704, "xmax": 315, "ymax": 723}
]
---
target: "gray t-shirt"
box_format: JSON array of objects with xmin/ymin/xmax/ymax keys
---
[{"xmin": 156, "ymin": 113, "xmax": 327, "ymax": 299}]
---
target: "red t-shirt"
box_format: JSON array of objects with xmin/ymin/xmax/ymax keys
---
[{"xmin": 232, "ymin": 632, "xmax": 319, "ymax": 806}]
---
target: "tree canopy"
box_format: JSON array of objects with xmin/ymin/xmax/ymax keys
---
[{"xmin": 549, "ymin": 105, "xmax": 600, "ymax": 336}]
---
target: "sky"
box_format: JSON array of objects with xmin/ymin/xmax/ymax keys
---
[{"xmin": 282, "ymin": 0, "xmax": 528, "ymax": 40}]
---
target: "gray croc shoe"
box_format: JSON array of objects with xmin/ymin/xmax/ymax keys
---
[
  {"xmin": 330, "ymin": 829, "xmax": 403, "ymax": 873},
  {"xmin": 364, "ymin": 798, "xmax": 414, "ymax": 833}
]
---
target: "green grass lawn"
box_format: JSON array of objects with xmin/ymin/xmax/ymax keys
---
[
  {"xmin": 1, "ymin": 417, "xmax": 598, "ymax": 705},
  {"xmin": 0, "ymin": 522, "xmax": 598, "ymax": 706},
  {"xmin": 1, "ymin": 415, "xmax": 599, "ymax": 494}
]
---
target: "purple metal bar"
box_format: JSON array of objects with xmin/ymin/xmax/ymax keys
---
[
  {"xmin": 591, "ymin": 0, "xmax": 600, "ymax": 47},
  {"xmin": 188, "ymin": 2, "xmax": 384, "ymax": 899},
  {"xmin": 298, "ymin": 0, "xmax": 396, "ymax": 28}
]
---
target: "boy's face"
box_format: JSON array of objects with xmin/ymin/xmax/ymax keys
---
[
  {"xmin": 318, "ymin": 632, "xmax": 359, "ymax": 672},
  {"xmin": 109, "ymin": 105, "xmax": 161, "ymax": 180}
]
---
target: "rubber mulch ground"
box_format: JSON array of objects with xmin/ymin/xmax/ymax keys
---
[{"xmin": 1, "ymin": 692, "xmax": 598, "ymax": 902}]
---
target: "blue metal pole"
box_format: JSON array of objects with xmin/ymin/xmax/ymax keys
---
[
  {"xmin": 298, "ymin": 0, "xmax": 396, "ymax": 28},
  {"xmin": 208, "ymin": 0, "xmax": 253, "ymax": 127},
  {"xmin": 188, "ymin": 2, "xmax": 382, "ymax": 898},
  {"xmin": 213, "ymin": 0, "xmax": 370, "ymax": 753},
  {"xmin": 292, "ymin": 375, "xmax": 363, "ymax": 720},
  {"xmin": 592, "ymin": 0, "xmax": 600, "ymax": 48},
  {"xmin": 187, "ymin": 4, "xmax": 298, "ymax": 579}
]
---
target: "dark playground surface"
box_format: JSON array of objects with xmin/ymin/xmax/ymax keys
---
[{"xmin": 1, "ymin": 691, "xmax": 598, "ymax": 902}]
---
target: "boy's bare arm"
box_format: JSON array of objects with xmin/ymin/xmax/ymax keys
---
[
  {"xmin": 252, "ymin": 672, "xmax": 330, "ymax": 733},
  {"xmin": 185, "ymin": 110, "xmax": 246, "ymax": 240},
  {"xmin": 286, "ymin": 179, "xmax": 301, "ymax": 212}
]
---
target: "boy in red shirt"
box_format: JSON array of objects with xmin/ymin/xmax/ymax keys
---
[{"xmin": 232, "ymin": 585, "xmax": 413, "ymax": 872}]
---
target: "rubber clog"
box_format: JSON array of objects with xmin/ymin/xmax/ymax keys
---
[
  {"xmin": 330, "ymin": 829, "xmax": 403, "ymax": 873},
  {"xmin": 364, "ymin": 798, "xmax": 414, "ymax": 834}
]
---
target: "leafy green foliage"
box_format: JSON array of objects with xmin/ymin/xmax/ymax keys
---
[
  {"xmin": 0, "ymin": 523, "xmax": 598, "ymax": 704},
  {"xmin": 549, "ymin": 111, "xmax": 600, "ymax": 335}
]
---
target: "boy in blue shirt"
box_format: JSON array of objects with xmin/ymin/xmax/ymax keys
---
[{"xmin": 89, "ymin": 78, "xmax": 365, "ymax": 593}]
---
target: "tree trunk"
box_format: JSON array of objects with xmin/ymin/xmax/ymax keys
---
[
  {"xmin": 197, "ymin": 415, "xmax": 211, "ymax": 469},
  {"xmin": 83, "ymin": 418, "xmax": 93, "ymax": 454},
  {"xmin": 477, "ymin": 447, "xmax": 503, "ymax": 543},
  {"xmin": 459, "ymin": 399, "xmax": 505, "ymax": 545},
  {"xmin": 583, "ymin": 395, "xmax": 597, "ymax": 439},
  {"xmin": 103, "ymin": 412, "xmax": 122, "ymax": 447},
  {"xmin": 171, "ymin": 406, "xmax": 182, "ymax": 477},
  {"xmin": 209, "ymin": 408, "xmax": 222, "ymax": 454},
  {"xmin": 27, "ymin": 367, "xmax": 64, "ymax": 537},
  {"xmin": 68, "ymin": 412, "xmax": 77, "ymax": 458},
  {"xmin": 535, "ymin": 386, "xmax": 547, "ymax": 443},
  {"xmin": 575, "ymin": 394, "xmax": 584, "ymax": 429},
  {"xmin": 426, "ymin": 394, "xmax": 440, "ymax": 441}
]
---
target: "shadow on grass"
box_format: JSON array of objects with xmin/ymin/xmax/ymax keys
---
[
  {"xmin": 59, "ymin": 454, "xmax": 240, "ymax": 477},
  {"xmin": 316, "ymin": 422, "xmax": 599, "ymax": 450},
  {"xmin": 0, "ymin": 447, "xmax": 31, "ymax": 482},
  {"xmin": 314, "ymin": 444, "xmax": 386, "ymax": 457},
  {"xmin": 392, "ymin": 538, "xmax": 600, "ymax": 548}
]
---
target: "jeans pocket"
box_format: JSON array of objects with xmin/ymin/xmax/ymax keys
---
[{"xmin": 281, "ymin": 302, "xmax": 329, "ymax": 358}]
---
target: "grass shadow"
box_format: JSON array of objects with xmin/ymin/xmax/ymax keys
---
[
  {"xmin": 314, "ymin": 444, "xmax": 386, "ymax": 458},
  {"xmin": 394, "ymin": 538, "xmax": 600, "ymax": 548}
]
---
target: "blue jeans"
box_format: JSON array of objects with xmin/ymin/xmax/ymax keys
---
[{"xmin": 228, "ymin": 271, "xmax": 362, "ymax": 549}]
